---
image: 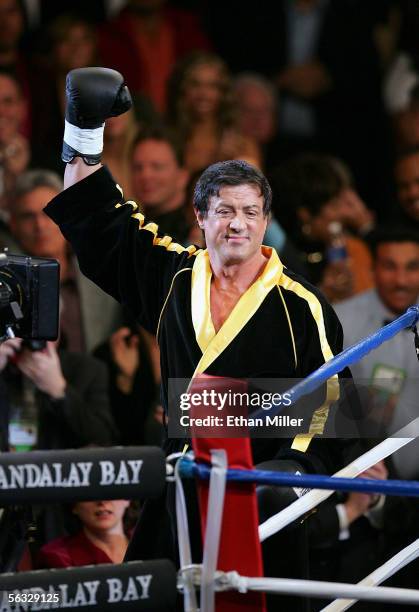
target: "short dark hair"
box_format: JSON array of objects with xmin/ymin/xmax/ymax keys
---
[
  {"xmin": 370, "ymin": 227, "xmax": 419, "ymax": 258},
  {"xmin": 193, "ymin": 160, "xmax": 272, "ymax": 216},
  {"xmin": 130, "ymin": 124, "xmax": 185, "ymax": 167},
  {"xmin": 272, "ymin": 154, "xmax": 350, "ymax": 218}
]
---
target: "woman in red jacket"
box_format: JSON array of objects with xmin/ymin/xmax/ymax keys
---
[{"xmin": 37, "ymin": 499, "xmax": 131, "ymax": 568}]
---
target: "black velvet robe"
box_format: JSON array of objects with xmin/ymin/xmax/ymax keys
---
[{"xmin": 45, "ymin": 167, "xmax": 354, "ymax": 577}]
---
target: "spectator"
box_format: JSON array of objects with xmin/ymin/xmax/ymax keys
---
[
  {"xmin": 98, "ymin": 0, "xmax": 211, "ymax": 113},
  {"xmin": 383, "ymin": 52, "xmax": 419, "ymax": 150},
  {"xmin": 0, "ymin": 0, "xmax": 32, "ymax": 137},
  {"xmin": 6, "ymin": 169, "xmax": 123, "ymax": 352},
  {"xmin": 37, "ymin": 499, "xmax": 131, "ymax": 568},
  {"xmin": 167, "ymin": 51, "xmax": 261, "ymax": 173},
  {"xmin": 206, "ymin": 0, "xmax": 389, "ymax": 209},
  {"xmin": 0, "ymin": 69, "xmax": 29, "ymax": 212},
  {"xmin": 0, "ymin": 338, "xmax": 117, "ymax": 450},
  {"xmin": 334, "ymin": 228, "xmax": 419, "ymax": 479},
  {"xmin": 94, "ymin": 323, "xmax": 160, "ymax": 446},
  {"xmin": 130, "ymin": 125, "xmax": 191, "ymax": 242},
  {"xmin": 233, "ymin": 72, "xmax": 278, "ymax": 171},
  {"xmin": 271, "ymin": 154, "xmax": 374, "ymax": 303},
  {"xmin": 309, "ymin": 459, "xmax": 388, "ymax": 612},
  {"xmin": 31, "ymin": 15, "xmax": 98, "ymax": 172}
]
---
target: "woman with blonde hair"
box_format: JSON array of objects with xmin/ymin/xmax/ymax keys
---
[{"xmin": 167, "ymin": 51, "xmax": 261, "ymax": 172}]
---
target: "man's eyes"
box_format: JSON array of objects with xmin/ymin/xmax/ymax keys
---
[{"xmin": 215, "ymin": 209, "xmax": 260, "ymax": 217}]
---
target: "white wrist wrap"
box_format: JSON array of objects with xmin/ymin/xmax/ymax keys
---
[{"xmin": 64, "ymin": 119, "xmax": 105, "ymax": 155}]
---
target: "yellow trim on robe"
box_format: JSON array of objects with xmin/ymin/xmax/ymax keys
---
[
  {"xmin": 190, "ymin": 247, "xmax": 283, "ymax": 380},
  {"xmin": 131, "ymin": 211, "xmax": 145, "ymax": 225},
  {"xmin": 156, "ymin": 268, "xmax": 193, "ymax": 340},
  {"xmin": 279, "ymin": 272, "xmax": 339, "ymax": 452},
  {"xmin": 191, "ymin": 249, "xmax": 216, "ymax": 353},
  {"xmin": 129, "ymin": 211, "xmax": 201, "ymax": 257},
  {"xmin": 277, "ymin": 285, "xmax": 297, "ymax": 370}
]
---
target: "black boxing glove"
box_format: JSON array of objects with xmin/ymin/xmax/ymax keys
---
[
  {"xmin": 256, "ymin": 459, "xmax": 308, "ymax": 527},
  {"xmin": 62, "ymin": 67, "xmax": 132, "ymax": 165}
]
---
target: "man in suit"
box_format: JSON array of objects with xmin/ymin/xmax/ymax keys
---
[
  {"xmin": 334, "ymin": 227, "xmax": 419, "ymax": 478},
  {"xmin": 5, "ymin": 169, "xmax": 123, "ymax": 352}
]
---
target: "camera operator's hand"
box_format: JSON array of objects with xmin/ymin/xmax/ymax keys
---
[
  {"xmin": 0, "ymin": 338, "xmax": 22, "ymax": 371},
  {"xmin": 17, "ymin": 342, "xmax": 66, "ymax": 400}
]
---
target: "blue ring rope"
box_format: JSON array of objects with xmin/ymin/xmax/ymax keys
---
[
  {"xmin": 179, "ymin": 458, "xmax": 419, "ymax": 497},
  {"xmin": 251, "ymin": 306, "xmax": 419, "ymax": 422}
]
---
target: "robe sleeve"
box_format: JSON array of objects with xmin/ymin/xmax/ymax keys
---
[{"xmin": 45, "ymin": 166, "xmax": 199, "ymax": 334}]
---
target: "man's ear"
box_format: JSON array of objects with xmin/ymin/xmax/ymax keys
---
[{"xmin": 195, "ymin": 208, "xmax": 205, "ymax": 229}]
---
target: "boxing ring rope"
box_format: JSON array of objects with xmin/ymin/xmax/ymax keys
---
[
  {"xmin": 1, "ymin": 309, "xmax": 419, "ymax": 609},
  {"xmin": 176, "ymin": 306, "xmax": 419, "ymax": 611},
  {"xmin": 252, "ymin": 305, "xmax": 419, "ymax": 422},
  {"xmin": 177, "ymin": 565, "xmax": 419, "ymax": 605},
  {"xmin": 179, "ymin": 457, "xmax": 419, "ymax": 498},
  {"xmin": 322, "ymin": 537, "xmax": 419, "ymax": 611}
]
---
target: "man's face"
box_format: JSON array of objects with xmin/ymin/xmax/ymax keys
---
[
  {"xmin": 395, "ymin": 153, "xmax": 419, "ymax": 222},
  {"xmin": 10, "ymin": 187, "xmax": 66, "ymax": 258},
  {"xmin": 0, "ymin": 73, "xmax": 25, "ymax": 144},
  {"xmin": 131, "ymin": 139, "xmax": 187, "ymax": 213},
  {"xmin": 196, "ymin": 184, "xmax": 268, "ymax": 266},
  {"xmin": 374, "ymin": 242, "xmax": 419, "ymax": 314},
  {"xmin": 236, "ymin": 84, "xmax": 276, "ymax": 144}
]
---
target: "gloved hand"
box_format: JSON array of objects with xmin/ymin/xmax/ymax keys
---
[
  {"xmin": 62, "ymin": 67, "xmax": 132, "ymax": 165},
  {"xmin": 256, "ymin": 459, "xmax": 308, "ymax": 526}
]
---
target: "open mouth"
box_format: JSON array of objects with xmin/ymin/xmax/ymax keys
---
[{"xmin": 95, "ymin": 509, "xmax": 113, "ymax": 518}]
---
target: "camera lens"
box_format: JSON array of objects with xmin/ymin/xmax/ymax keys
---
[{"xmin": 0, "ymin": 280, "xmax": 13, "ymax": 308}]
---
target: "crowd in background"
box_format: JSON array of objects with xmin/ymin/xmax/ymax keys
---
[{"xmin": 1, "ymin": 0, "xmax": 419, "ymax": 608}]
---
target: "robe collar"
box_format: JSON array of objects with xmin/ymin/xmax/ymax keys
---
[{"xmin": 191, "ymin": 246, "xmax": 283, "ymax": 375}]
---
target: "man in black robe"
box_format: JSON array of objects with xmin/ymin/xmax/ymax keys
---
[{"xmin": 44, "ymin": 68, "xmax": 355, "ymax": 610}]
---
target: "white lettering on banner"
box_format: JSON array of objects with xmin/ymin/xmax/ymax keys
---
[
  {"xmin": 127, "ymin": 460, "xmax": 143, "ymax": 484},
  {"xmin": 107, "ymin": 575, "xmax": 152, "ymax": 603},
  {"xmin": 0, "ymin": 581, "xmax": 100, "ymax": 610},
  {"xmin": 107, "ymin": 578, "xmax": 123, "ymax": 603},
  {"xmin": 60, "ymin": 581, "xmax": 99, "ymax": 607},
  {"xmin": 0, "ymin": 574, "xmax": 151, "ymax": 610},
  {"xmin": 77, "ymin": 463, "xmax": 93, "ymax": 487},
  {"xmin": 99, "ymin": 460, "xmax": 143, "ymax": 486},
  {"xmin": 0, "ymin": 459, "xmax": 146, "ymax": 490},
  {"xmin": 136, "ymin": 575, "xmax": 152, "ymax": 599}
]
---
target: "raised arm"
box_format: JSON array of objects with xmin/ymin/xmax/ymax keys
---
[
  {"xmin": 45, "ymin": 68, "xmax": 200, "ymax": 335},
  {"xmin": 61, "ymin": 67, "xmax": 131, "ymax": 189}
]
